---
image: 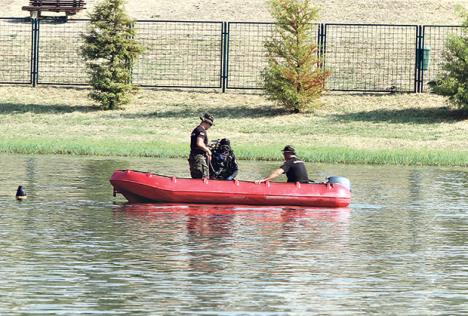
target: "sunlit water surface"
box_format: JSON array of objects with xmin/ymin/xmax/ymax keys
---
[{"xmin": 0, "ymin": 154, "xmax": 466, "ymax": 315}]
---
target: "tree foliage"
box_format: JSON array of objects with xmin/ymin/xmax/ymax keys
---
[
  {"xmin": 262, "ymin": 0, "xmax": 330, "ymax": 113},
  {"xmin": 429, "ymin": 7, "xmax": 468, "ymax": 111},
  {"xmin": 81, "ymin": 0, "xmax": 143, "ymax": 110}
]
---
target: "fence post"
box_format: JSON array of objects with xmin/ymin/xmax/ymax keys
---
[
  {"xmin": 415, "ymin": 25, "xmax": 424, "ymax": 93},
  {"xmin": 419, "ymin": 26, "xmax": 426, "ymax": 92},
  {"xmin": 31, "ymin": 18, "xmax": 39, "ymax": 87},
  {"xmin": 221, "ymin": 22, "xmax": 229, "ymax": 93},
  {"xmin": 317, "ymin": 23, "xmax": 326, "ymax": 67},
  {"xmin": 129, "ymin": 22, "xmax": 135, "ymax": 84}
]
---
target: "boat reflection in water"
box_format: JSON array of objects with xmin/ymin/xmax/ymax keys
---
[
  {"xmin": 114, "ymin": 203, "xmax": 351, "ymax": 236},
  {"xmin": 112, "ymin": 203, "xmax": 352, "ymax": 274}
]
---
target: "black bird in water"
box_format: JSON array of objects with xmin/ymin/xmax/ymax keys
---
[{"xmin": 16, "ymin": 186, "xmax": 27, "ymax": 200}]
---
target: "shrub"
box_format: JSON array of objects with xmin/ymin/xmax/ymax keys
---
[
  {"xmin": 262, "ymin": 0, "xmax": 330, "ymax": 113},
  {"xmin": 429, "ymin": 7, "xmax": 468, "ymax": 111},
  {"xmin": 81, "ymin": 0, "xmax": 143, "ymax": 110}
]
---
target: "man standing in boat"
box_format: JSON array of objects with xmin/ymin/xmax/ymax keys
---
[
  {"xmin": 255, "ymin": 145, "xmax": 309, "ymax": 184},
  {"xmin": 189, "ymin": 113, "xmax": 214, "ymax": 179}
]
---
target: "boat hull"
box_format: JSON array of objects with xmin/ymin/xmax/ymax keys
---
[{"xmin": 110, "ymin": 170, "xmax": 351, "ymax": 208}]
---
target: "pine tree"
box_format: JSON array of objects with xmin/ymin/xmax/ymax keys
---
[
  {"xmin": 262, "ymin": 0, "xmax": 330, "ymax": 113},
  {"xmin": 429, "ymin": 7, "xmax": 468, "ymax": 111},
  {"xmin": 81, "ymin": 0, "xmax": 143, "ymax": 110}
]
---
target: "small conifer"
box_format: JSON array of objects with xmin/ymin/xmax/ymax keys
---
[
  {"xmin": 81, "ymin": 0, "xmax": 143, "ymax": 110},
  {"xmin": 262, "ymin": 0, "xmax": 330, "ymax": 113}
]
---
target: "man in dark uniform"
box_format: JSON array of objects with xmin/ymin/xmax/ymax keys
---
[
  {"xmin": 255, "ymin": 145, "xmax": 309, "ymax": 183},
  {"xmin": 189, "ymin": 113, "xmax": 214, "ymax": 179},
  {"xmin": 210, "ymin": 138, "xmax": 239, "ymax": 180}
]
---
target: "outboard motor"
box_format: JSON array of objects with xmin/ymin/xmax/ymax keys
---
[{"xmin": 327, "ymin": 176, "xmax": 351, "ymax": 191}]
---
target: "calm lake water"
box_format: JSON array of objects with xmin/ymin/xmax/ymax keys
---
[{"xmin": 0, "ymin": 153, "xmax": 466, "ymax": 315}]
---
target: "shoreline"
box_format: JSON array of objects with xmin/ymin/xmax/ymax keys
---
[
  {"xmin": 1, "ymin": 131, "xmax": 466, "ymax": 168},
  {"xmin": 1, "ymin": 86, "xmax": 466, "ymax": 168},
  {"xmin": 0, "ymin": 144, "xmax": 466, "ymax": 167}
]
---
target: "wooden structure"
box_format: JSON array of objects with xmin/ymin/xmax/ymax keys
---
[{"xmin": 22, "ymin": 0, "xmax": 86, "ymax": 17}]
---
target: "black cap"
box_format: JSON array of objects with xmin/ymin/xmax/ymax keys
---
[
  {"xmin": 282, "ymin": 145, "xmax": 296, "ymax": 154},
  {"xmin": 219, "ymin": 138, "xmax": 230, "ymax": 146},
  {"xmin": 200, "ymin": 113, "xmax": 214, "ymax": 125}
]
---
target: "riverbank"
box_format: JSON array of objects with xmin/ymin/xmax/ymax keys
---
[{"xmin": 1, "ymin": 86, "xmax": 466, "ymax": 166}]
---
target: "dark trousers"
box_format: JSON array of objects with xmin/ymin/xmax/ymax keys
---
[{"xmin": 188, "ymin": 154, "xmax": 209, "ymax": 179}]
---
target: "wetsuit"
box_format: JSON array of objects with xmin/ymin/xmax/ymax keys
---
[{"xmin": 210, "ymin": 150, "xmax": 239, "ymax": 180}]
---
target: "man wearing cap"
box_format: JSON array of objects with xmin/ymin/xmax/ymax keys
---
[
  {"xmin": 189, "ymin": 113, "xmax": 214, "ymax": 179},
  {"xmin": 255, "ymin": 145, "xmax": 309, "ymax": 184}
]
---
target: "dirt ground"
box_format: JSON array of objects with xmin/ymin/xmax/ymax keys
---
[{"xmin": 5, "ymin": 0, "xmax": 468, "ymax": 24}]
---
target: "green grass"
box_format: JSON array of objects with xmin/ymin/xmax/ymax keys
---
[
  {"xmin": 0, "ymin": 137, "xmax": 464, "ymax": 166},
  {"xmin": 0, "ymin": 86, "xmax": 466, "ymax": 167}
]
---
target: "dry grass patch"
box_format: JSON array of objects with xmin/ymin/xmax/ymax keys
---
[{"xmin": 4, "ymin": 0, "xmax": 467, "ymax": 24}]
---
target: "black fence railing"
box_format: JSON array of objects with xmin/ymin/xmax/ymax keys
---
[
  {"xmin": 324, "ymin": 24, "xmax": 418, "ymax": 92},
  {"xmin": 0, "ymin": 18, "xmax": 33, "ymax": 84},
  {"xmin": 132, "ymin": 20, "xmax": 224, "ymax": 89},
  {"xmin": 420, "ymin": 25, "xmax": 464, "ymax": 91},
  {"xmin": 224, "ymin": 22, "xmax": 275, "ymax": 90},
  {"xmin": 0, "ymin": 17, "xmax": 463, "ymax": 93},
  {"xmin": 36, "ymin": 19, "xmax": 88, "ymax": 85}
]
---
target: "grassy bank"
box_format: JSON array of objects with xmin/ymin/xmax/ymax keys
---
[{"xmin": 0, "ymin": 86, "xmax": 466, "ymax": 167}]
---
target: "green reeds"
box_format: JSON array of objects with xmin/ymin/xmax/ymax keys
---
[{"xmin": 0, "ymin": 138, "xmax": 465, "ymax": 167}]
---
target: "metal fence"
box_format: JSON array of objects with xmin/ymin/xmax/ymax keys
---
[
  {"xmin": 421, "ymin": 25, "xmax": 464, "ymax": 91},
  {"xmin": 37, "ymin": 19, "xmax": 88, "ymax": 85},
  {"xmin": 324, "ymin": 24, "xmax": 418, "ymax": 92},
  {"xmin": 225, "ymin": 22, "xmax": 275, "ymax": 90},
  {"xmin": 133, "ymin": 20, "xmax": 223, "ymax": 88},
  {"xmin": 0, "ymin": 17, "xmax": 463, "ymax": 93},
  {"xmin": 0, "ymin": 18, "xmax": 32, "ymax": 84}
]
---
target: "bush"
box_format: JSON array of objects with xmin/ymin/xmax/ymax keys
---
[
  {"xmin": 81, "ymin": 0, "xmax": 143, "ymax": 110},
  {"xmin": 262, "ymin": 0, "xmax": 330, "ymax": 113},
  {"xmin": 429, "ymin": 7, "xmax": 468, "ymax": 111}
]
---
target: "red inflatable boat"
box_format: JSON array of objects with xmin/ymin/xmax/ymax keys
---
[{"xmin": 110, "ymin": 170, "xmax": 351, "ymax": 207}]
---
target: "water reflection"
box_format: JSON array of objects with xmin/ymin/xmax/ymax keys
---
[
  {"xmin": 114, "ymin": 203, "xmax": 352, "ymax": 270},
  {"xmin": 116, "ymin": 203, "xmax": 351, "ymax": 232},
  {"xmin": 110, "ymin": 203, "xmax": 355, "ymax": 313},
  {"xmin": 82, "ymin": 158, "xmax": 131, "ymax": 201},
  {"xmin": 0, "ymin": 154, "xmax": 466, "ymax": 315}
]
